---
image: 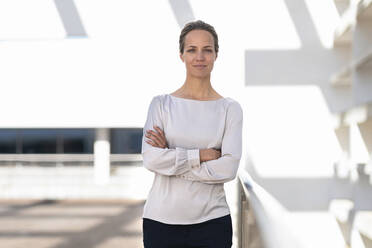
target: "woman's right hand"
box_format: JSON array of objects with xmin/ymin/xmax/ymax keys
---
[{"xmin": 199, "ymin": 148, "xmax": 221, "ymax": 163}]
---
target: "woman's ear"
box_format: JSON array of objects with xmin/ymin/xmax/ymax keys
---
[{"xmin": 179, "ymin": 53, "xmax": 184, "ymax": 62}]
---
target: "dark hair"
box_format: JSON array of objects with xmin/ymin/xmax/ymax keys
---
[{"xmin": 179, "ymin": 20, "xmax": 219, "ymax": 55}]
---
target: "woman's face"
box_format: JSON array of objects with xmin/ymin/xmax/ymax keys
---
[{"xmin": 180, "ymin": 29, "xmax": 217, "ymax": 79}]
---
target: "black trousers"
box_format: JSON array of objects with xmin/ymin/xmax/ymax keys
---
[{"xmin": 142, "ymin": 214, "xmax": 233, "ymax": 248}]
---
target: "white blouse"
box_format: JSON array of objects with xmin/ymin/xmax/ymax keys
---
[{"xmin": 141, "ymin": 93, "xmax": 243, "ymax": 224}]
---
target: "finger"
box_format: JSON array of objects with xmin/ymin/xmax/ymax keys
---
[
  {"xmin": 146, "ymin": 133, "xmax": 162, "ymax": 147},
  {"xmin": 155, "ymin": 129, "xmax": 167, "ymax": 147},
  {"xmin": 150, "ymin": 130, "xmax": 165, "ymax": 146},
  {"xmin": 146, "ymin": 128, "xmax": 167, "ymax": 148},
  {"xmin": 147, "ymin": 130, "xmax": 163, "ymax": 146},
  {"xmin": 149, "ymin": 129, "xmax": 163, "ymax": 143},
  {"xmin": 148, "ymin": 138, "xmax": 166, "ymax": 148},
  {"xmin": 152, "ymin": 126, "xmax": 167, "ymax": 147},
  {"xmin": 145, "ymin": 132, "xmax": 159, "ymax": 145},
  {"xmin": 146, "ymin": 133, "xmax": 166, "ymax": 148},
  {"xmin": 146, "ymin": 138, "xmax": 161, "ymax": 148},
  {"xmin": 154, "ymin": 126, "xmax": 166, "ymax": 140}
]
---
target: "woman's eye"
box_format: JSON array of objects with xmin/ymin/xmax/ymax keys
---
[{"xmin": 187, "ymin": 49, "xmax": 212, "ymax": 53}]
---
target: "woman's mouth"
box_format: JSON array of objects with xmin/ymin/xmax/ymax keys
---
[{"xmin": 193, "ymin": 65, "xmax": 207, "ymax": 69}]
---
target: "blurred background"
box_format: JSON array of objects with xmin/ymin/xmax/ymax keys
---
[{"xmin": 0, "ymin": 0, "xmax": 371, "ymax": 247}]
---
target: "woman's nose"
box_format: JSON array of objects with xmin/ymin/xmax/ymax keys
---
[{"xmin": 196, "ymin": 51, "xmax": 205, "ymax": 60}]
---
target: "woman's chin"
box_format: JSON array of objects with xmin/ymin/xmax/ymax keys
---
[{"xmin": 189, "ymin": 72, "xmax": 211, "ymax": 79}]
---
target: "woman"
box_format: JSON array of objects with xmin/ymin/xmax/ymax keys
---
[{"xmin": 141, "ymin": 20, "xmax": 243, "ymax": 248}]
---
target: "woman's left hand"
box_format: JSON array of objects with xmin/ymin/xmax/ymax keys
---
[{"xmin": 145, "ymin": 125, "xmax": 168, "ymax": 149}]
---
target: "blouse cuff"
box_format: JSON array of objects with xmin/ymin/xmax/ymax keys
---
[{"xmin": 187, "ymin": 149, "xmax": 200, "ymax": 169}]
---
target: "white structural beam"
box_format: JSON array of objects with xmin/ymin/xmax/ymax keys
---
[
  {"xmin": 334, "ymin": 3, "xmax": 356, "ymax": 45},
  {"xmin": 330, "ymin": 48, "xmax": 372, "ymax": 85},
  {"xmin": 334, "ymin": 0, "xmax": 372, "ymax": 44},
  {"xmin": 357, "ymin": 0, "xmax": 372, "ymax": 20},
  {"xmin": 354, "ymin": 48, "xmax": 372, "ymax": 69},
  {"xmin": 53, "ymin": 0, "xmax": 87, "ymax": 37},
  {"xmin": 330, "ymin": 66, "xmax": 352, "ymax": 86}
]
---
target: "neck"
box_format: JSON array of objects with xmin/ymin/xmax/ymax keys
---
[{"xmin": 179, "ymin": 75, "xmax": 214, "ymax": 98}]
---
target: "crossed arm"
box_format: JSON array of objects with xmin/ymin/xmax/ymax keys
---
[
  {"xmin": 144, "ymin": 125, "xmax": 222, "ymax": 164},
  {"xmin": 141, "ymin": 96, "xmax": 243, "ymax": 184}
]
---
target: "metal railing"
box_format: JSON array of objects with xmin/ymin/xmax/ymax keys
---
[
  {"xmin": 0, "ymin": 154, "xmax": 142, "ymax": 163},
  {"xmin": 237, "ymin": 169, "xmax": 306, "ymax": 248}
]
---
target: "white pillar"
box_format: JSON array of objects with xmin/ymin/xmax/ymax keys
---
[{"xmin": 94, "ymin": 128, "xmax": 110, "ymax": 185}]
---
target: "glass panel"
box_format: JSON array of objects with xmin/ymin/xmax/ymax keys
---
[
  {"xmin": 22, "ymin": 129, "xmax": 57, "ymax": 154},
  {"xmin": 0, "ymin": 129, "xmax": 17, "ymax": 153},
  {"xmin": 61, "ymin": 129, "xmax": 94, "ymax": 154},
  {"xmin": 110, "ymin": 128, "xmax": 142, "ymax": 154}
]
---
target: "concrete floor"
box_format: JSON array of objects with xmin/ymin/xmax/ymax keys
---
[
  {"xmin": 0, "ymin": 179, "xmax": 239, "ymax": 248},
  {"xmin": 0, "ymin": 199, "xmax": 145, "ymax": 248},
  {"xmin": 0, "ymin": 165, "xmax": 240, "ymax": 248}
]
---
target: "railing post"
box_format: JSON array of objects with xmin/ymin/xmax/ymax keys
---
[
  {"xmin": 238, "ymin": 177, "xmax": 264, "ymax": 248},
  {"xmin": 242, "ymin": 194, "xmax": 249, "ymax": 247},
  {"xmin": 238, "ymin": 179, "xmax": 244, "ymax": 248}
]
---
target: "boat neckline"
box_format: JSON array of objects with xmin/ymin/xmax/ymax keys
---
[{"xmin": 167, "ymin": 94, "xmax": 226, "ymax": 102}]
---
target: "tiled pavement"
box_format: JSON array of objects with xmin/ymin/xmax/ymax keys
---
[
  {"xmin": 0, "ymin": 165, "xmax": 240, "ymax": 248},
  {"xmin": 0, "ymin": 199, "xmax": 145, "ymax": 248}
]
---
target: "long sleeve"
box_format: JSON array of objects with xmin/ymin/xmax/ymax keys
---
[
  {"xmin": 175, "ymin": 101, "xmax": 243, "ymax": 184},
  {"xmin": 141, "ymin": 96, "xmax": 200, "ymax": 176}
]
